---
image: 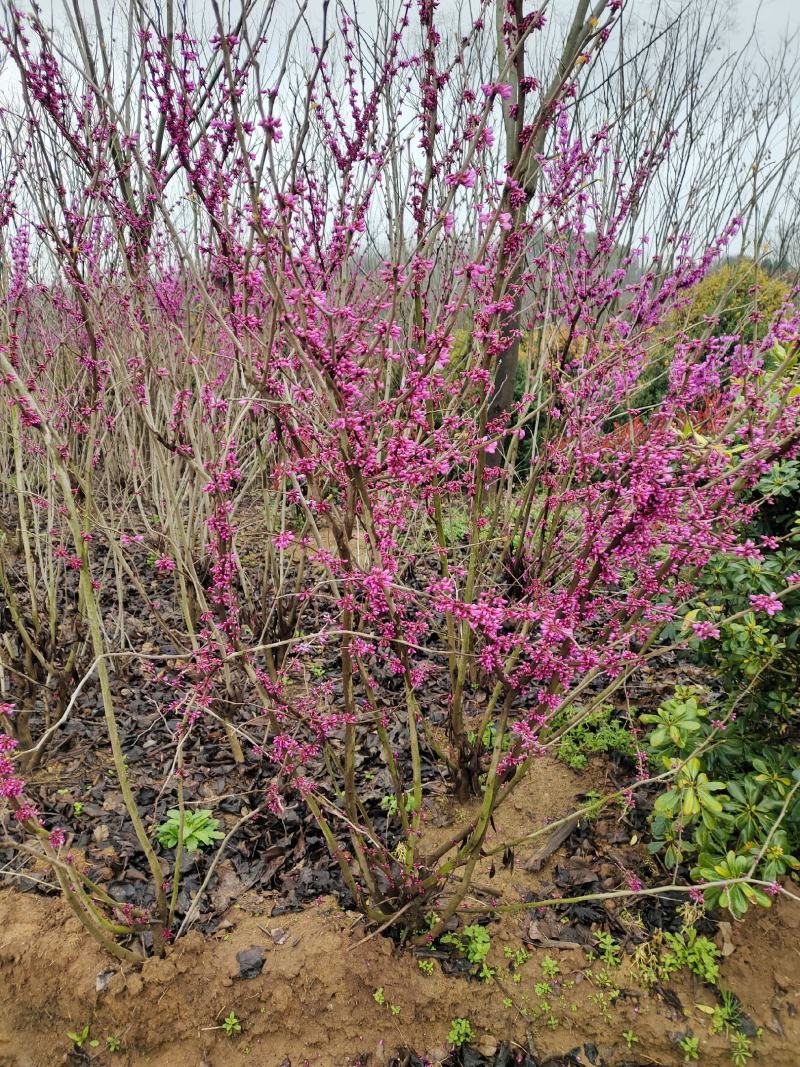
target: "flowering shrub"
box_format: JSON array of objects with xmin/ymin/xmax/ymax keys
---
[{"xmin": 0, "ymin": 0, "xmax": 799, "ymax": 955}]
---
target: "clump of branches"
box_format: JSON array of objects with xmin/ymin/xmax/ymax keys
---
[{"xmin": 0, "ymin": 0, "xmax": 799, "ymax": 957}]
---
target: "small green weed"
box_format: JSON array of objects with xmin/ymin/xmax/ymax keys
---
[
  {"xmin": 622, "ymin": 1030, "xmax": 638, "ymax": 1049},
  {"xmin": 222, "ymin": 1012, "xmax": 241, "ymax": 1037},
  {"xmin": 380, "ymin": 792, "xmax": 417, "ymax": 817},
  {"xmin": 590, "ymin": 990, "xmax": 613, "ymax": 1023},
  {"xmin": 698, "ymin": 988, "xmax": 743, "ymax": 1034},
  {"xmin": 156, "ymin": 808, "xmax": 224, "ymax": 852},
  {"xmin": 504, "ymin": 944, "xmax": 530, "ymax": 972},
  {"xmin": 664, "ymin": 929, "xmax": 720, "ymax": 984},
  {"xmin": 441, "ymin": 923, "xmax": 491, "ymax": 966},
  {"xmin": 729, "ymin": 1031, "xmax": 753, "ymax": 1065},
  {"xmin": 442, "ymin": 510, "xmax": 470, "ymax": 546},
  {"xmin": 595, "ymin": 932, "xmax": 621, "ymax": 966},
  {"xmin": 679, "ymin": 1035, "xmax": 700, "ymax": 1062},
  {"xmin": 553, "ymin": 705, "xmax": 636, "ymax": 770},
  {"xmin": 67, "ymin": 1025, "xmax": 98, "ymax": 1050},
  {"xmin": 447, "ymin": 1018, "xmax": 475, "ymax": 1047}
]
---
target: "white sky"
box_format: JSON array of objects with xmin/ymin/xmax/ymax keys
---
[
  {"xmin": 3, "ymin": 0, "xmax": 799, "ymax": 258},
  {"xmin": 2, "ymin": 1, "xmax": 799, "ymax": 77},
  {"xmin": 732, "ymin": 0, "xmax": 800, "ymax": 47}
]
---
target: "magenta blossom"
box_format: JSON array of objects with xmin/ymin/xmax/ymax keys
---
[
  {"xmin": 691, "ymin": 621, "xmax": 720, "ymax": 640},
  {"xmin": 481, "ymin": 82, "xmax": 512, "ymax": 100},
  {"xmin": 749, "ymin": 592, "xmax": 783, "ymax": 616},
  {"xmin": 445, "ymin": 168, "xmax": 476, "ymax": 189}
]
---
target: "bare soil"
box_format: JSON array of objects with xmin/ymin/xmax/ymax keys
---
[{"xmin": 0, "ymin": 760, "xmax": 798, "ymax": 1067}]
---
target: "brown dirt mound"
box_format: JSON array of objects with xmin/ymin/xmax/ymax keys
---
[
  {"xmin": 1, "ymin": 759, "xmax": 797, "ymax": 1066},
  {"xmin": 0, "ymin": 885, "xmax": 797, "ymax": 1067}
]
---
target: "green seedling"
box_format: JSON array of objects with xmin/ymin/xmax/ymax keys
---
[
  {"xmin": 447, "ymin": 1018, "xmax": 475, "ymax": 1048},
  {"xmin": 67, "ymin": 1025, "xmax": 98, "ymax": 1050},
  {"xmin": 679, "ymin": 1035, "xmax": 700, "ymax": 1062},
  {"xmin": 222, "ymin": 1011, "xmax": 241, "ymax": 1037},
  {"xmin": 156, "ymin": 808, "xmax": 223, "ymax": 852},
  {"xmin": 664, "ymin": 929, "xmax": 720, "ymax": 984},
  {"xmin": 595, "ymin": 931, "xmax": 621, "ymax": 966},
  {"xmin": 441, "ymin": 923, "xmax": 491, "ymax": 965},
  {"xmin": 729, "ymin": 1031, "xmax": 753, "ymax": 1066}
]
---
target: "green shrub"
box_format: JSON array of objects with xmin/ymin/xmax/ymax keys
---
[{"xmin": 643, "ymin": 687, "xmax": 800, "ymax": 912}]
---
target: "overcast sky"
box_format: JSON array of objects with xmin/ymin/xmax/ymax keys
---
[
  {"xmin": 4, "ymin": 0, "xmax": 800, "ymax": 40},
  {"xmin": 730, "ymin": 0, "xmax": 800, "ymax": 47},
  {"xmin": 2, "ymin": 1, "xmax": 799, "ymax": 66}
]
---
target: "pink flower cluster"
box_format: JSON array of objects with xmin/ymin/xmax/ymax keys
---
[{"xmin": 749, "ymin": 592, "xmax": 783, "ymax": 616}]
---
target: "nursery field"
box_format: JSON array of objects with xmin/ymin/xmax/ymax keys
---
[{"xmin": 1, "ymin": 0, "xmax": 799, "ymax": 1065}]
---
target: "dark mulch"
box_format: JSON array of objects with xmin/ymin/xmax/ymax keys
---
[
  {"xmin": 2, "ymin": 533, "xmax": 708, "ymax": 950},
  {"xmin": 389, "ymin": 1043, "xmax": 668, "ymax": 1066}
]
